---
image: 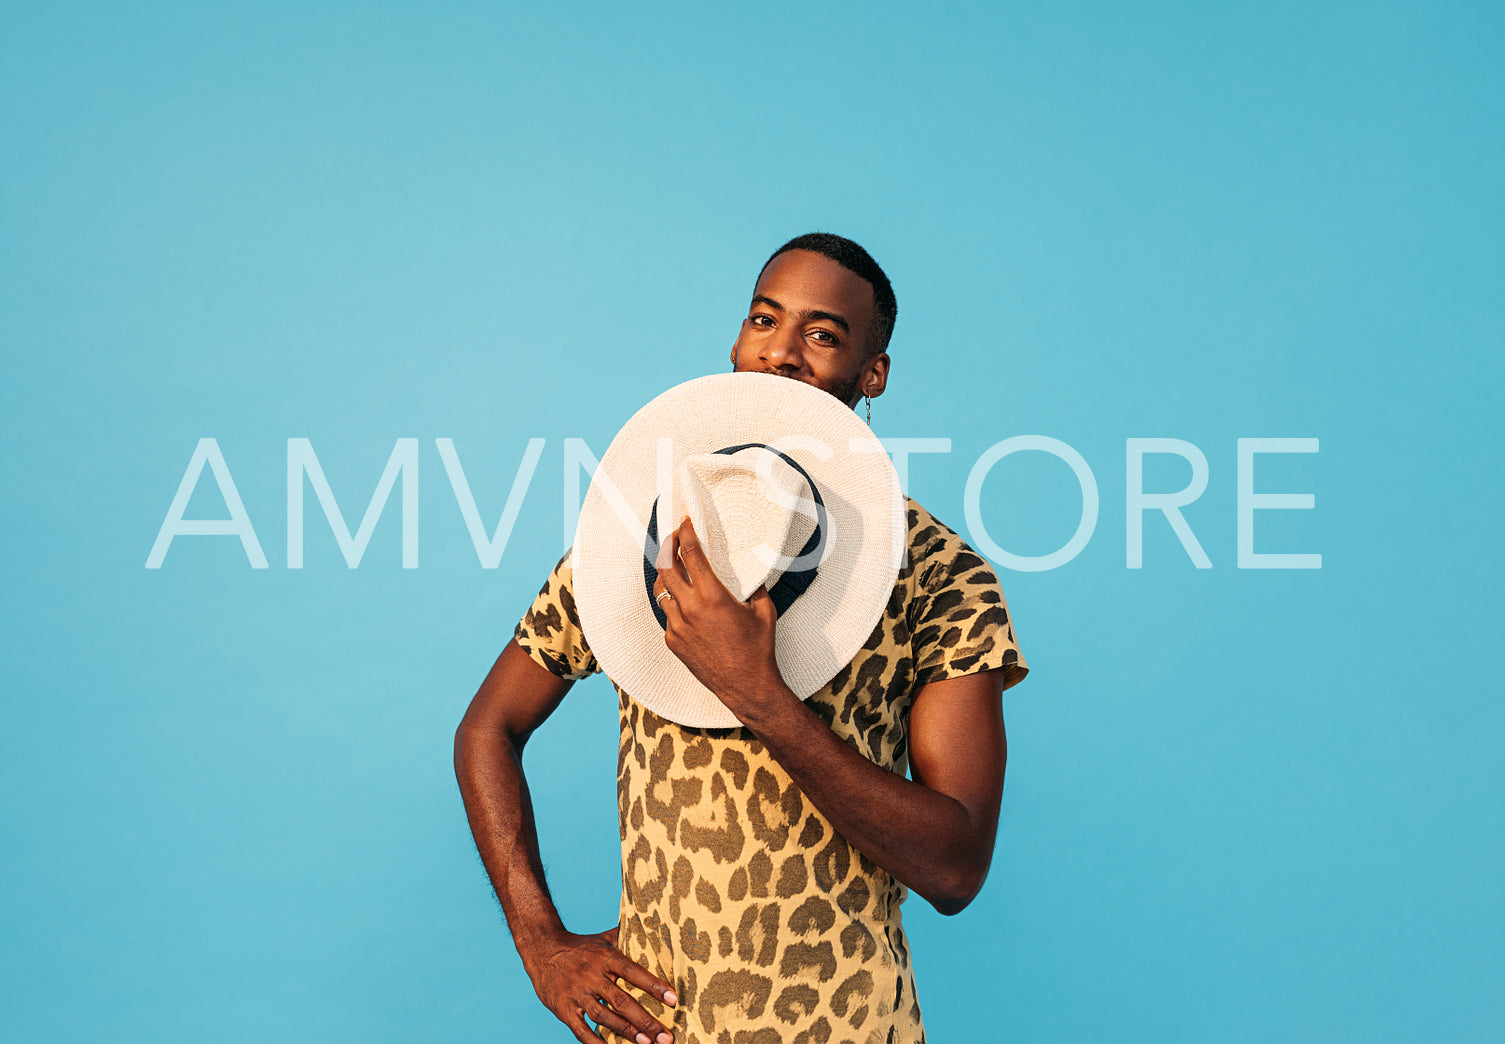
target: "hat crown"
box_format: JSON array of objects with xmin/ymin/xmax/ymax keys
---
[{"xmin": 680, "ymin": 446, "xmax": 820, "ymax": 603}]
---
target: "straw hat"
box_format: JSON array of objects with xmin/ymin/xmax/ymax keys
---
[{"xmin": 572, "ymin": 372, "xmax": 905, "ymax": 729}]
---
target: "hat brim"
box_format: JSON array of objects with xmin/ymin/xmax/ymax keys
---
[{"xmin": 572, "ymin": 372, "xmax": 904, "ymax": 729}]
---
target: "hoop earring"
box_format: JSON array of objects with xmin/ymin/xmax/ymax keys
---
[{"xmin": 865, "ymin": 394, "xmax": 871, "ymax": 425}]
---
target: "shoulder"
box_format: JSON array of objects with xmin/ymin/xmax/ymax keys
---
[
  {"xmin": 904, "ymin": 498, "xmax": 1029, "ymax": 691},
  {"xmin": 523, "ymin": 550, "xmax": 581, "ymax": 635},
  {"xmin": 515, "ymin": 549, "xmax": 599, "ymax": 680},
  {"xmin": 905, "ymin": 498, "xmax": 998, "ymax": 595}
]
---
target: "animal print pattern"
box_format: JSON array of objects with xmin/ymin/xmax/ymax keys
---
[{"xmin": 515, "ymin": 499, "xmax": 1027, "ymax": 1044}]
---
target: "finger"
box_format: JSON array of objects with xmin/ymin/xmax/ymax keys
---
[
  {"xmin": 612, "ymin": 958, "xmax": 679, "ymax": 1008},
  {"xmin": 650, "ymin": 523, "xmax": 689, "ymax": 589},
  {"xmin": 672, "ymin": 517, "xmax": 736, "ymax": 603},
  {"xmin": 653, "ymin": 525, "xmax": 677, "ymax": 573},
  {"xmin": 747, "ymin": 585, "xmax": 778, "ymax": 625},
  {"xmin": 602, "ymin": 983, "xmax": 674, "ymax": 1044},
  {"xmin": 656, "ymin": 554, "xmax": 688, "ymax": 604},
  {"xmin": 653, "ymin": 574, "xmax": 686, "ymax": 625},
  {"xmin": 660, "ymin": 523, "xmax": 689, "ymax": 586},
  {"xmin": 674, "ymin": 517, "xmax": 710, "ymax": 584},
  {"xmin": 565, "ymin": 1009, "xmax": 606, "ymax": 1044},
  {"xmin": 585, "ymin": 998, "xmax": 654, "ymax": 1044}
]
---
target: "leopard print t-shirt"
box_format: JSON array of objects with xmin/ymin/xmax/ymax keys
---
[{"xmin": 515, "ymin": 499, "xmax": 1028, "ymax": 1044}]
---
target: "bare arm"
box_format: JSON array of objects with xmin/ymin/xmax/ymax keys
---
[
  {"xmin": 655, "ymin": 518, "xmax": 1009, "ymax": 915},
  {"xmin": 454, "ymin": 640, "xmax": 678, "ymax": 1044},
  {"xmin": 719, "ymin": 668, "xmax": 1003, "ymax": 915}
]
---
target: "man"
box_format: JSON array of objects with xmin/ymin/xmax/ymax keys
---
[{"xmin": 455, "ymin": 233, "xmax": 1029, "ymax": 1044}]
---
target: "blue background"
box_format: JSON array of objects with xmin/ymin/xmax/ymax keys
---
[{"xmin": 3, "ymin": 2, "xmax": 1501, "ymax": 1040}]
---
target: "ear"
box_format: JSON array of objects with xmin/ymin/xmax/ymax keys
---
[
  {"xmin": 861, "ymin": 352, "xmax": 890, "ymax": 398},
  {"xmin": 730, "ymin": 341, "xmax": 739, "ymax": 368}
]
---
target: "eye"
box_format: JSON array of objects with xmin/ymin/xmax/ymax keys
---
[
  {"xmin": 749, "ymin": 314, "xmax": 774, "ymax": 328},
  {"xmin": 809, "ymin": 328, "xmax": 838, "ymax": 345}
]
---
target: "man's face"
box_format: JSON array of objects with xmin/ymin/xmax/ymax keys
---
[{"xmin": 730, "ymin": 249, "xmax": 890, "ymax": 408}]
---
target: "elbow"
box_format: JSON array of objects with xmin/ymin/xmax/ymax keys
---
[
  {"xmin": 452, "ymin": 714, "xmax": 500, "ymax": 778},
  {"xmin": 931, "ymin": 893, "xmax": 974, "ymax": 917},
  {"xmin": 453, "ymin": 706, "xmax": 483, "ymax": 760},
  {"xmin": 453, "ymin": 713, "xmax": 522, "ymax": 777},
  {"xmin": 924, "ymin": 859, "xmax": 990, "ymax": 917},
  {"xmin": 928, "ymin": 884, "xmax": 980, "ymax": 918},
  {"xmin": 452, "ymin": 720, "xmax": 476, "ymax": 781}
]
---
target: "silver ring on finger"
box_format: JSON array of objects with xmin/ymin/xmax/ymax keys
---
[{"xmin": 656, "ymin": 589, "xmax": 673, "ymax": 605}]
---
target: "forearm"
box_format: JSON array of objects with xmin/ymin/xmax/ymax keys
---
[
  {"xmin": 459, "ymin": 644, "xmax": 680, "ymax": 1041},
  {"xmin": 738, "ymin": 684, "xmax": 993, "ymax": 914},
  {"xmin": 652, "ymin": 518, "xmax": 1004, "ymax": 914},
  {"xmin": 453, "ymin": 722, "xmax": 568, "ymax": 962}
]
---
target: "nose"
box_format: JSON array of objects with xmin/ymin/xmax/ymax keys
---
[{"xmin": 761, "ymin": 324, "xmax": 805, "ymax": 373}]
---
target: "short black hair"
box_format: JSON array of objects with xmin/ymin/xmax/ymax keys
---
[{"xmin": 759, "ymin": 232, "xmax": 897, "ymax": 354}]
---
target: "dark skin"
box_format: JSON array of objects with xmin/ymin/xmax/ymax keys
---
[
  {"xmin": 454, "ymin": 249, "xmax": 1009, "ymax": 1044},
  {"xmin": 729, "ymin": 248, "xmax": 891, "ymax": 406}
]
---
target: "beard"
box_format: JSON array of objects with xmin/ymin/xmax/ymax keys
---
[
  {"xmin": 752, "ymin": 367, "xmax": 863, "ymax": 411},
  {"xmin": 825, "ymin": 371, "xmax": 863, "ymax": 409}
]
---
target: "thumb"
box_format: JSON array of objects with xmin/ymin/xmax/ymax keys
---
[{"xmin": 748, "ymin": 585, "xmax": 777, "ymax": 623}]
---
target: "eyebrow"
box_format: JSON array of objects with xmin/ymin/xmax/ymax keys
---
[{"xmin": 750, "ymin": 295, "xmax": 851, "ymax": 334}]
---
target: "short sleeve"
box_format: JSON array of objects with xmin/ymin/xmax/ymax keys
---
[
  {"xmin": 514, "ymin": 550, "xmax": 600, "ymax": 681},
  {"xmin": 909, "ymin": 526, "xmax": 1029, "ymax": 693}
]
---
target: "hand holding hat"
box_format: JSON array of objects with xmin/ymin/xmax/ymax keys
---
[
  {"xmin": 650, "ymin": 515, "xmax": 784, "ymax": 726},
  {"xmin": 573, "ymin": 372, "xmax": 905, "ymax": 729}
]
